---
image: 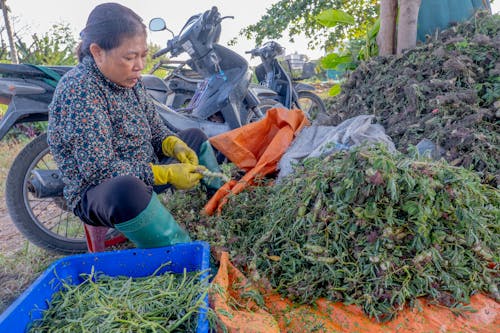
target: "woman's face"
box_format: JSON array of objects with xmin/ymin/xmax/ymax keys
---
[{"xmin": 90, "ymin": 33, "xmax": 148, "ymax": 88}]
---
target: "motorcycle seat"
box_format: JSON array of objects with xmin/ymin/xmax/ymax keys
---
[
  {"xmin": 0, "ymin": 63, "xmax": 71, "ymax": 78},
  {"xmin": 142, "ymin": 75, "xmax": 170, "ymax": 104},
  {"xmin": 142, "ymin": 75, "xmax": 169, "ymax": 92}
]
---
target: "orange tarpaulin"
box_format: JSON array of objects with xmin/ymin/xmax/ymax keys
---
[
  {"xmin": 203, "ymin": 108, "xmax": 309, "ymax": 215},
  {"xmin": 211, "ymin": 252, "xmax": 500, "ymax": 333}
]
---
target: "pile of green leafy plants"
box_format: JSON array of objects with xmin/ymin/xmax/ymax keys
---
[
  {"xmin": 173, "ymin": 146, "xmax": 499, "ymax": 322},
  {"xmin": 324, "ymin": 12, "xmax": 500, "ymax": 186}
]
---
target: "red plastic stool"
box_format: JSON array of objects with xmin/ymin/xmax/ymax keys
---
[{"xmin": 83, "ymin": 224, "xmax": 127, "ymax": 252}]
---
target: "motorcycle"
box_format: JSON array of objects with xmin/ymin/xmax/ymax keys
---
[
  {"xmin": 152, "ymin": 41, "xmax": 327, "ymax": 121},
  {"xmin": 144, "ymin": 6, "xmax": 278, "ymax": 136},
  {"xmin": 246, "ymin": 41, "xmax": 327, "ymax": 122},
  {"xmin": 0, "ymin": 7, "xmax": 278, "ymax": 254}
]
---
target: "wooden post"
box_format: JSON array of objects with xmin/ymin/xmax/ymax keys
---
[
  {"xmin": 1, "ymin": 0, "xmax": 18, "ymax": 63},
  {"xmin": 396, "ymin": 0, "xmax": 422, "ymax": 54},
  {"xmin": 377, "ymin": 0, "xmax": 398, "ymax": 56}
]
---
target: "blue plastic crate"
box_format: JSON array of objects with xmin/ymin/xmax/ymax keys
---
[{"xmin": 0, "ymin": 241, "xmax": 210, "ymax": 333}]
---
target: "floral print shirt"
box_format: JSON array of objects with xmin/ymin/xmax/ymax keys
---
[{"xmin": 48, "ymin": 56, "xmax": 172, "ymax": 210}]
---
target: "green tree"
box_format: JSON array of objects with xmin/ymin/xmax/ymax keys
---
[
  {"xmin": 316, "ymin": 9, "xmax": 380, "ymax": 96},
  {"xmin": 15, "ymin": 23, "xmax": 77, "ymax": 65},
  {"xmin": 236, "ymin": 0, "xmax": 378, "ymax": 52},
  {"xmin": 143, "ymin": 42, "xmax": 169, "ymax": 77}
]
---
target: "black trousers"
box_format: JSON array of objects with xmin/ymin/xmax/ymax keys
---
[{"xmin": 74, "ymin": 128, "xmax": 207, "ymax": 228}]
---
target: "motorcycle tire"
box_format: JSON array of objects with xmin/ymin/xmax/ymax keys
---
[
  {"xmin": 295, "ymin": 91, "xmax": 327, "ymax": 122},
  {"xmin": 5, "ymin": 133, "xmax": 120, "ymax": 254},
  {"xmin": 249, "ymin": 98, "xmax": 281, "ymax": 122}
]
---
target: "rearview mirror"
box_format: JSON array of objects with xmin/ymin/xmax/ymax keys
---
[{"xmin": 149, "ymin": 18, "xmax": 166, "ymax": 31}]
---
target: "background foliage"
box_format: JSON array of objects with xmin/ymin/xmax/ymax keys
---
[
  {"xmin": 14, "ymin": 23, "xmax": 77, "ymax": 65},
  {"xmin": 235, "ymin": 0, "xmax": 378, "ymax": 52}
]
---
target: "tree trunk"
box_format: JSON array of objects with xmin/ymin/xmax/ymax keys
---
[
  {"xmin": 396, "ymin": 0, "xmax": 422, "ymax": 54},
  {"xmin": 1, "ymin": 0, "xmax": 18, "ymax": 63},
  {"xmin": 377, "ymin": 0, "xmax": 398, "ymax": 56}
]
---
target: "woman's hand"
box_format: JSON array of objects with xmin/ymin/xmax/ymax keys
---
[
  {"xmin": 162, "ymin": 136, "xmax": 199, "ymax": 165},
  {"xmin": 150, "ymin": 163, "xmax": 205, "ymax": 189}
]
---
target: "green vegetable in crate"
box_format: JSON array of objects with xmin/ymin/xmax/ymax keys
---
[
  {"xmin": 28, "ymin": 267, "xmax": 216, "ymax": 332},
  {"xmin": 191, "ymin": 145, "xmax": 500, "ymax": 322}
]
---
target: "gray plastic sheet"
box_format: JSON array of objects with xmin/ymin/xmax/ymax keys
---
[{"xmin": 277, "ymin": 115, "xmax": 396, "ymax": 180}]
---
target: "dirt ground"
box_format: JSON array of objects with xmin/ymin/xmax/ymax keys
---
[
  {"xmin": 0, "ymin": 138, "xmax": 33, "ymax": 256},
  {"xmin": 0, "ymin": 198, "xmax": 26, "ymax": 256}
]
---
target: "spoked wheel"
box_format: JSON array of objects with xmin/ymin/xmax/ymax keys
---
[
  {"xmin": 5, "ymin": 133, "xmax": 122, "ymax": 254},
  {"xmin": 295, "ymin": 91, "xmax": 327, "ymax": 123}
]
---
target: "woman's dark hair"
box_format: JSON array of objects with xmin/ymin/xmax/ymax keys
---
[{"xmin": 76, "ymin": 2, "xmax": 146, "ymax": 62}]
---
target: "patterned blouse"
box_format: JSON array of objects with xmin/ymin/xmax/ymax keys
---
[{"xmin": 48, "ymin": 56, "xmax": 173, "ymax": 211}]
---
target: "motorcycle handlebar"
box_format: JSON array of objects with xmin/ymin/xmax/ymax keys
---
[
  {"xmin": 152, "ymin": 37, "xmax": 177, "ymax": 59},
  {"xmin": 220, "ymin": 15, "xmax": 234, "ymax": 22},
  {"xmin": 246, "ymin": 41, "xmax": 284, "ymax": 59},
  {"xmin": 152, "ymin": 7, "xmax": 229, "ymax": 60},
  {"xmin": 152, "ymin": 47, "xmax": 170, "ymax": 59}
]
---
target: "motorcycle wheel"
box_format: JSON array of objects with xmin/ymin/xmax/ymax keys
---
[
  {"xmin": 295, "ymin": 91, "xmax": 327, "ymax": 122},
  {"xmin": 248, "ymin": 98, "xmax": 281, "ymax": 122},
  {"xmin": 5, "ymin": 133, "xmax": 121, "ymax": 254}
]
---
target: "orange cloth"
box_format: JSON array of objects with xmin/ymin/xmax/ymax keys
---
[
  {"xmin": 203, "ymin": 108, "xmax": 309, "ymax": 215},
  {"xmin": 211, "ymin": 252, "xmax": 500, "ymax": 333},
  {"xmin": 209, "ymin": 252, "xmax": 280, "ymax": 332}
]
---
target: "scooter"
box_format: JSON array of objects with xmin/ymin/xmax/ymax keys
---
[
  {"xmin": 0, "ymin": 7, "xmax": 278, "ymax": 254},
  {"xmin": 144, "ymin": 6, "xmax": 278, "ymax": 136},
  {"xmin": 246, "ymin": 41, "xmax": 327, "ymax": 122},
  {"xmin": 155, "ymin": 39, "xmax": 327, "ymax": 122},
  {"xmin": 148, "ymin": 58, "xmax": 278, "ymax": 112}
]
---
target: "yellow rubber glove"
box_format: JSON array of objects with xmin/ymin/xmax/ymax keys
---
[
  {"xmin": 162, "ymin": 136, "xmax": 199, "ymax": 165},
  {"xmin": 150, "ymin": 163, "xmax": 205, "ymax": 189}
]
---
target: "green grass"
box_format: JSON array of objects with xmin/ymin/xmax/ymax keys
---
[
  {"xmin": 0, "ymin": 244, "xmax": 61, "ymax": 313},
  {"xmin": 0, "ymin": 138, "xmax": 55, "ymax": 313}
]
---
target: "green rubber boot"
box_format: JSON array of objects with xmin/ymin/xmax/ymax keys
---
[
  {"xmin": 198, "ymin": 141, "xmax": 224, "ymax": 191},
  {"xmin": 114, "ymin": 192, "xmax": 191, "ymax": 248}
]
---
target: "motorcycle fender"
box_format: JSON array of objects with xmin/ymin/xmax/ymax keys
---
[
  {"xmin": 293, "ymin": 82, "xmax": 316, "ymax": 92},
  {"xmin": 219, "ymin": 93, "xmax": 242, "ymax": 129},
  {"xmin": 153, "ymin": 101, "xmax": 231, "ymax": 138},
  {"xmin": 192, "ymin": 85, "xmax": 227, "ymax": 120},
  {"xmin": 0, "ymin": 79, "xmax": 46, "ymax": 96},
  {"xmin": 218, "ymin": 70, "xmax": 252, "ymax": 128},
  {"xmin": 248, "ymin": 84, "xmax": 278, "ymax": 99},
  {"xmin": 190, "ymin": 74, "xmax": 228, "ymax": 120},
  {"xmin": 0, "ymin": 96, "xmax": 50, "ymax": 141}
]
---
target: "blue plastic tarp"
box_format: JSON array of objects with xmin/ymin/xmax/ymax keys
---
[{"xmin": 417, "ymin": 0, "xmax": 492, "ymax": 41}]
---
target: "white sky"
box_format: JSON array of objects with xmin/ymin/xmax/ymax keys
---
[
  {"xmin": 7, "ymin": 0, "xmax": 500, "ymax": 65},
  {"xmin": 7, "ymin": 0, "xmax": 325, "ymax": 65}
]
